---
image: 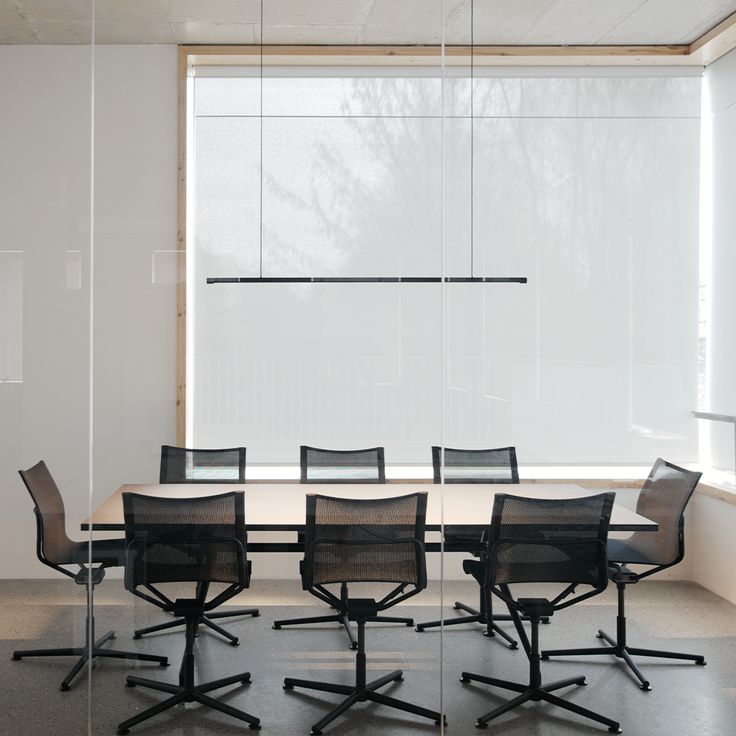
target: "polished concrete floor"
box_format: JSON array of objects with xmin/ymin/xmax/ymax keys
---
[{"xmin": 1, "ymin": 579, "xmax": 735, "ymax": 735}]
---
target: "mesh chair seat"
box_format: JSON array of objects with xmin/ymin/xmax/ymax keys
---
[
  {"xmin": 69, "ymin": 537, "xmax": 126, "ymax": 567},
  {"xmin": 606, "ymin": 538, "xmax": 658, "ymax": 566}
]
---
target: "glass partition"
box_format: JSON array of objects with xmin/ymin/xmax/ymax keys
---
[
  {"xmin": 0, "ymin": 15, "xmax": 95, "ymax": 734},
  {"xmin": 92, "ymin": 2, "xmax": 448, "ymax": 735},
  {"xmin": 1, "ymin": 2, "xmax": 713, "ymax": 734}
]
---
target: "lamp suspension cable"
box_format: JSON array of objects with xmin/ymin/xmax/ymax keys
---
[
  {"xmin": 209, "ymin": 0, "xmax": 528, "ymax": 288},
  {"xmin": 470, "ymin": 0, "xmax": 475, "ymax": 279},
  {"xmin": 259, "ymin": 0, "xmax": 264, "ymax": 279}
]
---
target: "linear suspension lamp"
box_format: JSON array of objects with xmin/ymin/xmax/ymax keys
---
[
  {"xmin": 207, "ymin": 276, "xmax": 527, "ymax": 284},
  {"xmin": 206, "ymin": 0, "xmax": 527, "ymax": 290}
]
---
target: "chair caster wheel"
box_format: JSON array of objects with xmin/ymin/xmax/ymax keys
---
[
  {"xmin": 541, "ymin": 618, "xmax": 551, "ymax": 624},
  {"xmin": 596, "ymin": 632, "xmax": 604, "ymax": 639},
  {"xmin": 160, "ymin": 661, "xmax": 169, "ymax": 667},
  {"xmin": 608, "ymin": 727, "xmax": 622, "ymax": 733},
  {"xmin": 59, "ymin": 683, "xmax": 70, "ymax": 692},
  {"xmin": 476, "ymin": 721, "xmax": 488, "ymax": 729},
  {"xmin": 125, "ymin": 681, "xmax": 136, "ymax": 688},
  {"xmin": 405, "ymin": 621, "xmax": 414, "ymax": 627},
  {"xmin": 696, "ymin": 660, "xmax": 706, "ymax": 666},
  {"xmin": 252, "ymin": 612, "xmax": 261, "ymax": 618},
  {"xmin": 118, "ymin": 729, "xmax": 130, "ymax": 735},
  {"xmin": 460, "ymin": 675, "xmax": 469, "ymax": 683},
  {"xmin": 283, "ymin": 683, "xmax": 294, "ymax": 690},
  {"xmin": 509, "ymin": 642, "xmax": 518, "ymax": 650},
  {"xmin": 230, "ymin": 639, "xmax": 240, "ymax": 646},
  {"xmin": 242, "ymin": 675, "xmax": 251, "ymax": 684},
  {"xmin": 641, "ymin": 683, "xmax": 652, "ymax": 691},
  {"xmin": 350, "ymin": 643, "xmax": 358, "ymax": 650},
  {"xmin": 435, "ymin": 718, "xmax": 447, "ymax": 727},
  {"xmin": 311, "ymin": 730, "xmax": 323, "ymax": 735},
  {"xmin": 541, "ymin": 654, "xmax": 549, "ymax": 660},
  {"xmin": 272, "ymin": 624, "xmax": 281, "ymax": 630},
  {"xmin": 249, "ymin": 723, "xmax": 261, "ymax": 730},
  {"xmin": 11, "ymin": 654, "xmax": 21, "ymax": 661},
  {"xmin": 133, "ymin": 633, "xmax": 142, "ymax": 640},
  {"xmin": 581, "ymin": 678, "xmax": 588, "ymax": 686},
  {"xmin": 415, "ymin": 626, "xmax": 424, "ymax": 632}
]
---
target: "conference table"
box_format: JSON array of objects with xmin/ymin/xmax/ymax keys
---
[{"xmin": 83, "ymin": 482, "xmax": 655, "ymax": 552}]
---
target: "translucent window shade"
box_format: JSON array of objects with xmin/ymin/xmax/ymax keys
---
[{"xmin": 190, "ymin": 70, "xmax": 701, "ymax": 466}]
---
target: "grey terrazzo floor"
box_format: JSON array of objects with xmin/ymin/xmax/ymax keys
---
[{"xmin": 1, "ymin": 579, "xmax": 735, "ymax": 736}]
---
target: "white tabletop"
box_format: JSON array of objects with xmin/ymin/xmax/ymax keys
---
[{"xmin": 84, "ymin": 482, "xmax": 654, "ymax": 532}]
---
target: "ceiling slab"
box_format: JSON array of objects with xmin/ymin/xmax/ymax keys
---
[
  {"xmin": 1, "ymin": 0, "xmax": 736, "ymax": 64},
  {"xmin": 596, "ymin": 0, "xmax": 736, "ymax": 44}
]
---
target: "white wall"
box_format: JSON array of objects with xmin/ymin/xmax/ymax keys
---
[
  {"xmin": 0, "ymin": 45, "xmax": 178, "ymax": 578},
  {"xmin": 706, "ymin": 47, "xmax": 736, "ymax": 472}
]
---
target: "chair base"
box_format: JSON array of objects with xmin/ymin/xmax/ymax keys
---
[
  {"xmin": 460, "ymin": 671, "xmax": 621, "ymax": 732},
  {"xmin": 134, "ymin": 608, "xmax": 260, "ymax": 646},
  {"xmin": 415, "ymin": 600, "xmax": 518, "ymax": 648},
  {"xmin": 12, "ymin": 630, "xmax": 169, "ymax": 691},
  {"xmin": 284, "ymin": 670, "xmax": 444, "ymax": 735},
  {"xmin": 541, "ymin": 628, "xmax": 706, "ymax": 691},
  {"xmin": 118, "ymin": 670, "xmax": 260, "ymax": 734},
  {"xmin": 273, "ymin": 612, "xmax": 414, "ymax": 650}
]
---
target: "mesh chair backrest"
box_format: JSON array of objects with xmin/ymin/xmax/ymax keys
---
[
  {"xmin": 123, "ymin": 492, "xmax": 247, "ymax": 588},
  {"xmin": 488, "ymin": 493, "xmax": 615, "ymax": 590},
  {"xmin": 19, "ymin": 461, "xmax": 77, "ymax": 566},
  {"xmin": 301, "ymin": 446, "xmax": 386, "ymax": 484},
  {"xmin": 626, "ymin": 458, "xmax": 701, "ymax": 566},
  {"xmin": 432, "ymin": 446, "xmax": 519, "ymax": 484},
  {"xmin": 304, "ymin": 493, "xmax": 427, "ymax": 589},
  {"xmin": 159, "ymin": 445, "xmax": 246, "ymax": 483}
]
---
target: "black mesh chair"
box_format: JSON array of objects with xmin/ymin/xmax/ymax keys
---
[
  {"xmin": 117, "ymin": 491, "xmax": 260, "ymax": 734},
  {"xmin": 461, "ymin": 492, "xmax": 621, "ymax": 733},
  {"xmin": 11, "ymin": 461, "xmax": 168, "ymax": 691},
  {"xmin": 415, "ymin": 446, "xmax": 520, "ymax": 647},
  {"xmin": 542, "ymin": 458, "xmax": 705, "ymax": 690},
  {"xmin": 159, "ymin": 445, "xmax": 246, "ymax": 484},
  {"xmin": 133, "ymin": 445, "xmax": 258, "ymax": 644},
  {"xmin": 300, "ymin": 445, "xmax": 386, "ymax": 484},
  {"xmin": 274, "ymin": 445, "xmax": 413, "ymax": 648},
  {"xmin": 283, "ymin": 493, "xmax": 445, "ymax": 735}
]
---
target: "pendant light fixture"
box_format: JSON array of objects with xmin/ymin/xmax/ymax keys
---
[{"xmin": 207, "ymin": 0, "xmax": 527, "ymax": 287}]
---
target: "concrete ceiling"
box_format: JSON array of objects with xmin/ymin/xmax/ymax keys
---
[{"xmin": 2, "ymin": 0, "xmax": 736, "ymax": 47}]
